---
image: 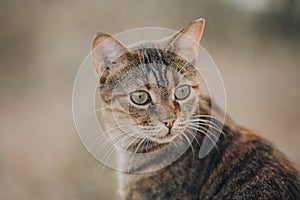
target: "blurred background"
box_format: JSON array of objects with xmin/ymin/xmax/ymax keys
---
[{"xmin": 0, "ymin": 0, "xmax": 299, "ymax": 199}]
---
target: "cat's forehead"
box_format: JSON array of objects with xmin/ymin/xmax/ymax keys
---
[
  {"xmin": 100, "ymin": 48, "xmax": 199, "ymax": 97},
  {"xmin": 116, "ymin": 51, "xmax": 193, "ymax": 91}
]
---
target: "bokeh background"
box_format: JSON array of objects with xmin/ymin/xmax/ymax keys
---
[{"xmin": 1, "ymin": 0, "xmax": 299, "ymax": 199}]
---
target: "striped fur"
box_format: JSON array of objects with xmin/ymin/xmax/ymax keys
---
[
  {"xmin": 91, "ymin": 19, "xmax": 300, "ymax": 199},
  {"xmin": 124, "ymin": 98, "xmax": 300, "ymax": 199}
]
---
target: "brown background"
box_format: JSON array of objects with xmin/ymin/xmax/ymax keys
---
[{"xmin": 0, "ymin": 0, "xmax": 299, "ymax": 199}]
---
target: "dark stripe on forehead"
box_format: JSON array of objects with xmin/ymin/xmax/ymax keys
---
[
  {"xmin": 99, "ymin": 48, "xmax": 196, "ymax": 92},
  {"xmin": 140, "ymin": 49, "xmax": 164, "ymax": 87},
  {"xmin": 151, "ymin": 64, "xmax": 167, "ymax": 86},
  {"xmin": 163, "ymin": 65, "xmax": 170, "ymax": 86},
  {"xmin": 144, "ymin": 49, "xmax": 173, "ymax": 87},
  {"xmin": 148, "ymin": 64, "xmax": 160, "ymax": 84},
  {"xmin": 125, "ymin": 48, "xmax": 195, "ymax": 76}
]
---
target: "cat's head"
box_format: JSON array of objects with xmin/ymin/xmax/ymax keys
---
[{"xmin": 92, "ymin": 19, "xmax": 205, "ymax": 152}]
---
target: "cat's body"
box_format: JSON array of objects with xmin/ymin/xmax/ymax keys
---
[
  {"xmin": 91, "ymin": 19, "xmax": 300, "ymax": 199},
  {"xmin": 121, "ymin": 96, "xmax": 300, "ymax": 199}
]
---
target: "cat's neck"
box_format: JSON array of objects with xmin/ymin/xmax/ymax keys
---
[{"xmin": 117, "ymin": 128, "xmax": 231, "ymax": 199}]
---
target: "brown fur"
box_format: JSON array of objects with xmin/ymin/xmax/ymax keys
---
[
  {"xmin": 91, "ymin": 19, "xmax": 300, "ymax": 199},
  {"xmin": 124, "ymin": 97, "xmax": 300, "ymax": 199}
]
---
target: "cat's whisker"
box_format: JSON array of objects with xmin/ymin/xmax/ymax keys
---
[
  {"xmin": 90, "ymin": 125, "xmax": 139, "ymax": 153},
  {"xmin": 100, "ymin": 125, "xmax": 151, "ymax": 152},
  {"xmin": 99, "ymin": 132, "xmax": 145, "ymax": 168},
  {"xmin": 146, "ymin": 140, "xmax": 152, "ymax": 152},
  {"xmin": 87, "ymin": 129, "xmax": 123, "ymax": 152},
  {"xmin": 94, "ymin": 129, "xmax": 134, "ymax": 154},
  {"xmin": 197, "ymin": 122, "xmax": 225, "ymax": 136},
  {"xmin": 115, "ymin": 125, "xmax": 139, "ymax": 133},
  {"xmin": 180, "ymin": 132, "xmax": 195, "ymax": 157},
  {"xmin": 96, "ymin": 124, "xmax": 133, "ymax": 139},
  {"xmin": 188, "ymin": 117, "xmax": 221, "ymax": 126},
  {"xmin": 190, "ymin": 115, "xmax": 226, "ymax": 129},
  {"xmin": 105, "ymin": 131, "xmax": 142, "ymax": 157},
  {"xmin": 106, "ymin": 130, "xmax": 135, "ymax": 142},
  {"xmin": 100, "ymin": 134, "xmax": 137, "ymax": 171},
  {"xmin": 127, "ymin": 137, "xmax": 148, "ymax": 172},
  {"xmin": 188, "ymin": 123, "xmax": 220, "ymax": 141},
  {"xmin": 187, "ymin": 120, "xmax": 225, "ymax": 136},
  {"xmin": 186, "ymin": 125, "xmax": 219, "ymax": 152},
  {"xmin": 179, "ymin": 121, "xmax": 218, "ymax": 152},
  {"xmin": 103, "ymin": 124, "xmax": 133, "ymax": 134},
  {"xmin": 191, "ymin": 114, "xmax": 224, "ymax": 122},
  {"xmin": 97, "ymin": 131, "xmax": 142, "ymax": 175},
  {"xmin": 77, "ymin": 107, "xmax": 110, "ymax": 118},
  {"xmin": 124, "ymin": 135, "xmax": 141, "ymax": 152},
  {"xmin": 183, "ymin": 129, "xmax": 201, "ymax": 149},
  {"xmin": 100, "ymin": 136, "xmax": 129, "ymax": 160},
  {"xmin": 109, "ymin": 125, "xmax": 149, "ymax": 139},
  {"xmin": 141, "ymin": 139, "xmax": 149, "ymax": 152},
  {"xmin": 140, "ymin": 137, "xmax": 149, "ymax": 152},
  {"xmin": 117, "ymin": 110, "xmax": 137, "ymax": 115}
]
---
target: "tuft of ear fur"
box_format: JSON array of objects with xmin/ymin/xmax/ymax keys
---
[
  {"xmin": 166, "ymin": 18, "xmax": 205, "ymax": 64},
  {"xmin": 91, "ymin": 33, "xmax": 128, "ymax": 76}
]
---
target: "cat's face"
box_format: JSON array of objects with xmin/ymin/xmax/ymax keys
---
[
  {"xmin": 92, "ymin": 19, "xmax": 205, "ymax": 152},
  {"xmin": 108, "ymin": 50, "xmax": 201, "ymax": 145}
]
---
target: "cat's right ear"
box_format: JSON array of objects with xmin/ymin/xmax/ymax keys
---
[
  {"xmin": 91, "ymin": 33, "xmax": 128, "ymax": 76},
  {"xmin": 165, "ymin": 18, "xmax": 205, "ymax": 64}
]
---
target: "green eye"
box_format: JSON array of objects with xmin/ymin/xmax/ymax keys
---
[
  {"xmin": 130, "ymin": 91, "xmax": 150, "ymax": 105},
  {"xmin": 174, "ymin": 85, "xmax": 190, "ymax": 100}
]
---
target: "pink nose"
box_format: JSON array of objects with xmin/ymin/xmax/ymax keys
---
[{"xmin": 164, "ymin": 118, "xmax": 176, "ymax": 129}]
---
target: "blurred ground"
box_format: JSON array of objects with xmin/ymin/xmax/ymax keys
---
[{"xmin": 0, "ymin": 0, "xmax": 299, "ymax": 199}]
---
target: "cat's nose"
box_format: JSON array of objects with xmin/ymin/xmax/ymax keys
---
[{"xmin": 164, "ymin": 118, "xmax": 176, "ymax": 129}]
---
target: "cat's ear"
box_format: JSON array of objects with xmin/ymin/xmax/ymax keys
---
[
  {"xmin": 91, "ymin": 33, "xmax": 128, "ymax": 76},
  {"xmin": 166, "ymin": 18, "xmax": 205, "ymax": 63}
]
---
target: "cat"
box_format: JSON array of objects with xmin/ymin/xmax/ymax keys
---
[{"xmin": 91, "ymin": 19, "xmax": 300, "ymax": 199}]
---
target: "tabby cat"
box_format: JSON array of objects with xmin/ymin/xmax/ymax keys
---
[{"xmin": 91, "ymin": 19, "xmax": 300, "ymax": 199}]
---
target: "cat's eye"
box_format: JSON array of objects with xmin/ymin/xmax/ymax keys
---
[
  {"xmin": 174, "ymin": 85, "xmax": 190, "ymax": 100},
  {"xmin": 130, "ymin": 91, "xmax": 150, "ymax": 105}
]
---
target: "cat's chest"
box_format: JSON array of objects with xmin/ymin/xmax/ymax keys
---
[
  {"xmin": 117, "ymin": 172, "xmax": 149, "ymax": 199},
  {"xmin": 118, "ymin": 153, "xmax": 204, "ymax": 200}
]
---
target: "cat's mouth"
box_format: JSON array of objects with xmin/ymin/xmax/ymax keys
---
[
  {"xmin": 123, "ymin": 125, "xmax": 182, "ymax": 153},
  {"xmin": 125, "ymin": 133, "xmax": 177, "ymax": 153},
  {"xmin": 150, "ymin": 131, "xmax": 178, "ymax": 144}
]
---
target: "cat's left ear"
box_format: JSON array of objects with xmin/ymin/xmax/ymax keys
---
[{"xmin": 166, "ymin": 18, "xmax": 205, "ymax": 64}]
